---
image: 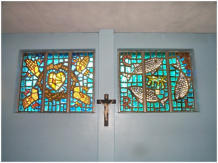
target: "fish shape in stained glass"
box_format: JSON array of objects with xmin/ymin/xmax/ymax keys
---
[
  {"xmin": 171, "ymin": 59, "xmax": 190, "ymax": 100},
  {"xmin": 119, "ymin": 51, "xmax": 196, "ymax": 112},
  {"xmin": 129, "ymin": 87, "xmax": 168, "ymax": 106},
  {"xmin": 122, "ymin": 58, "xmax": 163, "ymax": 81},
  {"xmin": 175, "ymin": 72, "xmax": 189, "ymax": 100}
]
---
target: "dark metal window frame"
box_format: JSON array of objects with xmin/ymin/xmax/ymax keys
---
[
  {"xmin": 118, "ymin": 49, "xmax": 198, "ymax": 113},
  {"xmin": 17, "ymin": 49, "xmax": 96, "ymax": 113}
]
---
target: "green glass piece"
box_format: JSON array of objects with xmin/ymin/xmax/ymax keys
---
[
  {"xmin": 133, "ymin": 108, "xmax": 138, "ymax": 111},
  {"xmin": 171, "ymin": 82, "xmax": 176, "ymax": 87},
  {"xmin": 158, "ymin": 95, "xmax": 163, "ymax": 99},
  {"xmin": 147, "ymin": 102, "xmax": 150, "ymax": 107},
  {"xmin": 171, "ymin": 77, "xmax": 176, "ymax": 81},
  {"xmin": 169, "ymin": 59, "xmax": 173, "ymax": 64},
  {"xmin": 133, "ymin": 101, "xmax": 138, "ymax": 107},
  {"xmin": 138, "ymin": 75, "xmax": 142, "ymax": 81},
  {"xmin": 165, "ymin": 104, "xmax": 169, "ymax": 110},
  {"xmin": 151, "ymin": 52, "xmax": 155, "ymax": 58},
  {"xmin": 132, "ymin": 75, "xmax": 137, "ymax": 82},
  {"xmin": 132, "ymin": 59, "xmax": 136, "ymax": 63},
  {"xmin": 182, "ymin": 103, "xmax": 186, "ymax": 107},
  {"xmin": 172, "ymin": 58, "xmax": 176, "ymax": 64},
  {"xmin": 145, "ymin": 54, "xmax": 150, "ymax": 59},
  {"xmin": 139, "ymin": 108, "xmax": 144, "ymax": 111},
  {"xmin": 188, "ymin": 98, "xmax": 194, "ymax": 102},
  {"xmin": 155, "ymin": 103, "xmax": 159, "ymax": 107},
  {"xmin": 158, "ymin": 71, "xmax": 163, "ymax": 75},
  {"xmin": 170, "ymin": 71, "xmax": 175, "ymax": 76}
]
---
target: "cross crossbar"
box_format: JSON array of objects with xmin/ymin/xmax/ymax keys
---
[{"xmin": 97, "ymin": 94, "xmax": 116, "ymax": 126}]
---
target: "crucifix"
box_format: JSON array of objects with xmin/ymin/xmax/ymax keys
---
[{"xmin": 97, "ymin": 94, "xmax": 116, "ymax": 126}]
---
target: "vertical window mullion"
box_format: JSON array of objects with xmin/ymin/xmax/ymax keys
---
[
  {"xmin": 166, "ymin": 51, "xmax": 173, "ymax": 112},
  {"xmin": 66, "ymin": 52, "xmax": 72, "ymax": 112},
  {"xmin": 41, "ymin": 52, "xmax": 48, "ymax": 112},
  {"xmin": 142, "ymin": 51, "xmax": 147, "ymax": 112}
]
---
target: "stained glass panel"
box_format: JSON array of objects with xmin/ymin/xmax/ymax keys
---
[
  {"xmin": 119, "ymin": 50, "xmax": 196, "ymax": 112},
  {"xmin": 17, "ymin": 50, "xmax": 95, "ymax": 113},
  {"xmin": 18, "ymin": 53, "xmax": 44, "ymax": 112},
  {"xmin": 70, "ymin": 52, "xmax": 94, "ymax": 112}
]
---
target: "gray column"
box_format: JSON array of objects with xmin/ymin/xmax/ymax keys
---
[{"xmin": 98, "ymin": 29, "xmax": 115, "ymax": 161}]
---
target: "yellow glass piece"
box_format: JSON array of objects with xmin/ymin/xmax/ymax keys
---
[
  {"xmin": 48, "ymin": 72, "xmax": 66, "ymax": 90},
  {"xmin": 25, "ymin": 59, "xmax": 40, "ymax": 77},
  {"xmin": 84, "ymin": 69, "xmax": 90, "ymax": 76},
  {"xmin": 23, "ymin": 88, "xmax": 39, "ymax": 109},
  {"xmin": 76, "ymin": 56, "xmax": 89, "ymax": 72},
  {"xmin": 147, "ymin": 76, "xmax": 167, "ymax": 89},
  {"xmin": 73, "ymin": 87, "xmax": 91, "ymax": 104},
  {"xmin": 74, "ymin": 86, "xmax": 80, "ymax": 92}
]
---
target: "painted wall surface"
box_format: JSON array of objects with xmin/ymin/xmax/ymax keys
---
[
  {"xmin": 114, "ymin": 33, "xmax": 217, "ymax": 161},
  {"xmin": 2, "ymin": 32, "xmax": 216, "ymax": 161},
  {"xmin": 2, "ymin": 33, "xmax": 99, "ymax": 161}
]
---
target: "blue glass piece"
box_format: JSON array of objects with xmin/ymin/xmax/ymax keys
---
[
  {"xmin": 47, "ymin": 60, "xmax": 53, "ymax": 65},
  {"xmin": 88, "ymin": 78, "xmax": 93, "ymax": 82},
  {"xmin": 170, "ymin": 71, "xmax": 175, "ymax": 76},
  {"xmin": 61, "ymin": 99, "xmax": 67, "ymax": 103}
]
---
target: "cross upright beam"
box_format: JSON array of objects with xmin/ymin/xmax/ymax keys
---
[{"xmin": 97, "ymin": 94, "xmax": 116, "ymax": 126}]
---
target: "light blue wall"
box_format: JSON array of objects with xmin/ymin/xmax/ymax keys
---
[
  {"xmin": 2, "ymin": 32, "xmax": 216, "ymax": 161},
  {"xmin": 114, "ymin": 33, "xmax": 217, "ymax": 161},
  {"xmin": 2, "ymin": 33, "xmax": 99, "ymax": 161}
]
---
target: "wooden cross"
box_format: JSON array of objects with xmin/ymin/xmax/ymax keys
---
[{"xmin": 97, "ymin": 94, "xmax": 116, "ymax": 126}]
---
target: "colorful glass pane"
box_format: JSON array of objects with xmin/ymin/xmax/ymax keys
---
[
  {"xmin": 18, "ymin": 51, "xmax": 95, "ymax": 113},
  {"xmin": 44, "ymin": 53, "xmax": 69, "ymax": 112},
  {"xmin": 70, "ymin": 52, "xmax": 94, "ymax": 112},
  {"xmin": 119, "ymin": 51, "xmax": 195, "ymax": 112},
  {"xmin": 18, "ymin": 53, "xmax": 45, "ymax": 112}
]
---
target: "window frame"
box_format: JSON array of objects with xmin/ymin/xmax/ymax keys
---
[
  {"xmin": 117, "ymin": 49, "xmax": 198, "ymax": 113},
  {"xmin": 17, "ymin": 49, "xmax": 96, "ymax": 113}
]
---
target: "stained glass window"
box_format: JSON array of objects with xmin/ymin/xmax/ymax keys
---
[
  {"xmin": 18, "ymin": 50, "xmax": 95, "ymax": 112},
  {"xmin": 119, "ymin": 50, "xmax": 196, "ymax": 112}
]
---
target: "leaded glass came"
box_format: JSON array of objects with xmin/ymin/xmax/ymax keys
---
[
  {"xmin": 119, "ymin": 50, "xmax": 196, "ymax": 112},
  {"xmin": 18, "ymin": 50, "xmax": 95, "ymax": 112}
]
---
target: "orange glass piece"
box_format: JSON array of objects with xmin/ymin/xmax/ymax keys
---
[
  {"xmin": 84, "ymin": 69, "xmax": 90, "ymax": 76},
  {"xmin": 23, "ymin": 88, "xmax": 39, "ymax": 109}
]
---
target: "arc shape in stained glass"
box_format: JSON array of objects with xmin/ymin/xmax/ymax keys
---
[
  {"xmin": 119, "ymin": 50, "xmax": 196, "ymax": 112},
  {"xmin": 17, "ymin": 50, "xmax": 95, "ymax": 113}
]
